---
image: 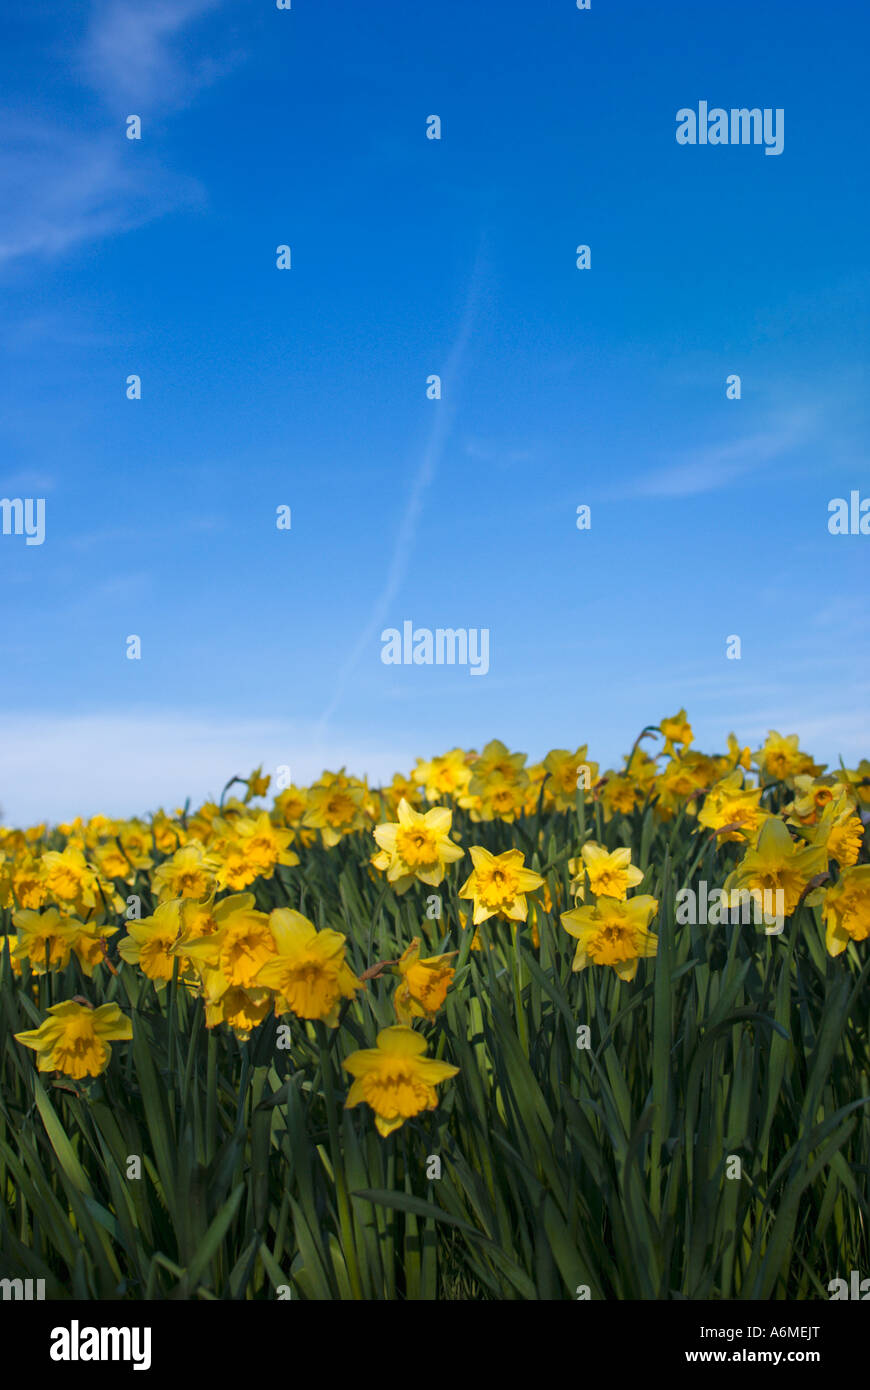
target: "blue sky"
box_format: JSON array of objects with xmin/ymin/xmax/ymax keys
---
[{"xmin": 1, "ymin": 0, "xmax": 868, "ymax": 825}]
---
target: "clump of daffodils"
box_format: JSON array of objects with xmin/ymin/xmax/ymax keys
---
[{"xmin": 4, "ymin": 730, "xmax": 868, "ymax": 1139}]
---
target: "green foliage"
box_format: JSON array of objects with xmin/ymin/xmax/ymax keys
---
[{"xmin": 1, "ymin": 798, "xmax": 868, "ymax": 1299}]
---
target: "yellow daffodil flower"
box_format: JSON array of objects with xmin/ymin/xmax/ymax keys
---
[
  {"xmin": 458, "ymin": 846, "xmax": 544, "ymax": 925},
  {"xmin": 372, "ymin": 799, "xmax": 464, "ymax": 892},
  {"xmin": 697, "ymin": 772, "xmax": 767, "ymax": 843},
  {"xmin": 561, "ymin": 894, "xmax": 659, "ymax": 981},
  {"xmin": 821, "ymin": 866, "xmax": 870, "ymax": 956},
  {"xmin": 543, "ymin": 747, "xmax": 599, "ymax": 811},
  {"xmin": 724, "ymin": 817, "xmax": 827, "ymax": 918},
  {"xmin": 660, "ymin": 709, "xmax": 693, "ymax": 757},
  {"xmin": 343, "ymin": 1025, "xmax": 458, "ymax": 1137},
  {"xmin": 15, "ymin": 1000, "xmax": 132, "ymax": 1080},
  {"xmin": 568, "ymin": 842, "xmax": 645, "ymax": 900},
  {"xmin": 393, "ymin": 938, "xmax": 456, "ymax": 1024},
  {"xmin": 255, "ymin": 909, "xmax": 362, "ymax": 1025}
]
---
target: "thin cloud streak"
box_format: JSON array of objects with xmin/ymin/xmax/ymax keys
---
[
  {"xmin": 316, "ymin": 242, "xmax": 487, "ymax": 729},
  {"xmin": 624, "ymin": 407, "xmax": 818, "ymax": 499}
]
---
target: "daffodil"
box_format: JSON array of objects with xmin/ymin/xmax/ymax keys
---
[
  {"xmin": 12, "ymin": 906, "xmax": 113, "ymax": 977},
  {"xmin": 458, "ymin": 846, "xmax": 544, "ymax": 925},
  {"xmin": 0, "ymin": 853, "xmax": 11, "ymax": 910},
  {"xmin": 255, "ymin": 909, "xmax": 362, "ymax": 1025},
  {"xmin": 185, "ymin": 801, "xmax": 220, "ymax": 842},
  {"xmin": 820, "ymin": 866, "xmax": 870, "ymax": 956},
  {"xmin": 93, "ymin": 840, "xmax": 135, "ymax": 882},
  {"xmin": 178, "ymin": 892, "xmax": 221, "ymax": 942},
  {"xmin": 0, "ymin": 936, "xmax": 22, "ymax": 977},
  {"xmin": 568, "ymin": 842, "xmax": 644, "ymax": 901},
  {"xmin": 343, "ymin": 1026, "xmax": 458, "ymax": 1137},
  {"xmin": 561, "ymin": 895, "xmax": 659, "ymax": 981},
  {"xmin": 83, "ymin": 814, "xmax": 116, "ymax": 847},
  {"xmin": 11, "ymin": 907, "xmax": 80, "ymax": 973},
  {"xmin": 727, "ymin": 733, "xmax": 753, "ymax": 771},
  {"xmin": 152, "ymin": 841, "xmax": 221, "ymax": 902},
  {"xmin": 117, "ymin": 822, "xmax": 154, "ymax": 871},
  {"xmin": 382, "ymin": 773, "xmax": 424, "ymax": 817},
  {"xmin": 627, "ymin": 746, "xmax": 659, "ymax": 788},
  {"xmin": 69, "ymin": 918, "xmax": 118, "ymax": 976},
  {"xmin": 660, "ymin": 710, "xmax": 693, "ymax": 757},
  {"xmin": 785, "ymin": 775, "xmax": 856, "ymax": 826},
  {"xmin": 522, "ymin": 762, "xmax": 549, "ymax": 816},
  {"xmin": 234, "ymin": 813, "xmax": 299, "ymax": 876},
  {"xmin": 362, "ymin": 780, "xmax": 383, "ymax": 824},
  {"xmin": 600, "ymin": 774, "xmax": 642, "ymax": 819},
  {"xmin": 303, "ymin": 772, "xmax": 368, "ymax": 847},
  {"xmin": 756, "ymin": 731, "xmax": 823, "ymax": 785},
  {"xmin": 372, "ymin": 799, "xmax": 464, "ymax": 892},
  {"xmin": 245, "ymin": 765, "xmax": 271, "ymax": 800},
  {"xmin": 118, "ymin": 901, "xmax": 183, "ymax": 984},
  {"xmin": 208, "ymin": 987, "xmax": 274, "ymax": 1038},
  {"xmin": 697, "ymin": 772, "xmax": 767, "ymax": 843},
  {"xmin": 40, "ymin": 848, "xmax": 102, "ymax": 915},
  {"xmin": 393, "ymin": 938, "xmax": 456, "ymax": 1023},
  {"xmin": 210, "ymin": 834, "xmax": 262, "ymax": 892},
  {"xmin": 724, "ymin": 817, "xmax": 827, "ymax": 918},
  {"xmin": 653, "ymin": 757, "xmax": 706, "ymax": 821},
  {"xmin": 15, "ymin": 1000, "xmax": 132, "ymax": 1080},
  {"xmin": 842, "ymin": 760, "xmax": 870, "ymax": 809},
  {"xmin": 1, "ymin": 828, "xmax": 28, "ymax": 854},
  {"xmin": 543, "ymin": 747, "xmax": 599, "ymax": 811},
  {"xmin": 473, "ymin": 775, "xmax": 528, "ymax": 823},
  {"xmin": 824, "ymin": 812, "xmax": 865, "ymax": 867},
  {"xmin": 150, "ymin": 812, "xmax": 181, "ymax": 854},
  {"xmin": 184, "ymin": 897, "xmax": 277, "ymax": 990},
  {"xmin": 412, "ymin": 749, "xmax": 474, "ymax": 803},
  {"xmin": 469, "ymin": 740, "xmax": 528, "ymax": 789},
  {"xmin": 273, "ymin": 785, "xmax": 310, "ymax": 829},
  {"xmin": 806, "ymin": 798, "xmax": 865, "ymax": 868}
]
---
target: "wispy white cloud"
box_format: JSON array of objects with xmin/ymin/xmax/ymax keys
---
[
  {"xmin": 0, "ymin": 1, "xmax": 232, "ymax": 269},
  {"xmin": 0, "ymin": 311, "xmax": 120, "ymax": 353},
  {"xmin": 0, "ymin": 120, "xmax": 203, "ymax": 266},
  {"xmin": 66, "ymin": 513, "xmax": 225, "ymax": 553},
  {"xmin": 808, "ymin": 595, "xmax": 870, "ymax": 636},
  {"xmin": 79, "ymin": 0, "xmax": 231, "ymax": 110},
  {"xmin": 624, "ymin": 406, "xmax": 818, "ymax": 499},
  {"xmin": 463, "ymin": 437, "xmax": 536, "ymax": 465},
  {"xmin": 0, "ymin": 467, "xmax": 55, "ymax": 493},
  {"xmin": 0, "ymin": 710, "xmax": 420, "ymax": 827},
  {"xmin": 2, "ymin": 695, "xmax": 866, "ymax": 828},
  {"xmin": 714, "ymin": 709, "xmax": 870, "ymax": 766}
]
